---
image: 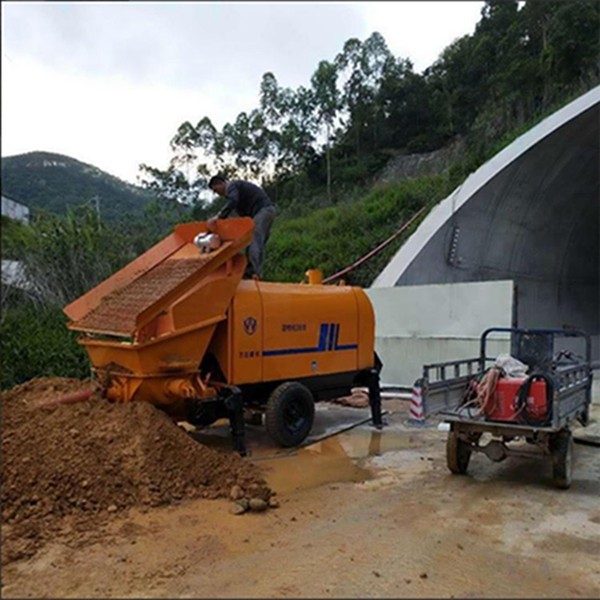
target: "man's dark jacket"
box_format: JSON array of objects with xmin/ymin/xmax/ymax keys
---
[{"xmin": 217, "ymin": 180, "xmax": 274, "ymax": 219}]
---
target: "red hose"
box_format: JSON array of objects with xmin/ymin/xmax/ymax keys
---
[
  {"xmin": 475, "ymin": 368, "xmax": 501, "ymax": 416},
  {"xmin": 322, "ymin": 205, "xmax": 428, "ymax": 284},
  {"xmin": 39, "ymin": 389, "xmax": 94, "ymax": 409}
]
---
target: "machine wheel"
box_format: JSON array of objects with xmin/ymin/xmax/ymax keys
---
[
  {"xmin": 265, "ymin": 382, "xmax": 315, "ymax": 447},
  {"xmin": 551, "ymin": 430, "xmax": 573, "ymax": 489},
  {"xmin": 446, "ymin": 430, "xmax": 472, "ymax": 475}
]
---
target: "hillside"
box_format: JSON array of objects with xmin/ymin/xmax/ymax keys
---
[{"xmin": 1, "ymin": 151, "xmax": 156, "ymax": 222}]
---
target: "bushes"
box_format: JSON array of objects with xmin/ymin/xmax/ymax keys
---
[
  {"xmin": 0, "ymin": 302, "xmax": 90, "ymax": 390},
  {"xmin": 263, "ymin": 175, "xmax": 450, "ymax": 286}
]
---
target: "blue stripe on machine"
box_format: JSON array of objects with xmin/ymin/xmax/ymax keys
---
[
  {"xmin": 318, "ymin": 323, "xmax": 329, "ymax": 351},
  {"xmin": 262, "ymin": 346, "xmax": 323, "ymax": 356},
  {"xmin": 327, "ymin": 322, "xmax": 336, "ymax": 350},
  {"xmin": 334, "ymin": 322, "xmax": 357, "ymax": 350},
  {"xmin": 263, "ymin": 322, "xmax": 356, "ymax": 356},
  {"xmin": 335, "ymin": 342, "xmax": 358, "ymax": 350}
]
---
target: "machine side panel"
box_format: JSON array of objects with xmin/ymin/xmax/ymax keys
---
[
  {"xmin": 354, "ymin": 288, "xmax": 376, "ymax": 370},
  {"xmin": 257, "ymin": 283, "xmax": 359, "ymax": 382},
  {"xmin": 169, "ymin": 261, "xmax": 243, "ymax": 331},
  {"xmin": 230, "ymin": 281, "xmax": 264, "ymax": 384},
  {"xmin": 207, "ymin": 318, "xmax": 231, "ymax": 382}
]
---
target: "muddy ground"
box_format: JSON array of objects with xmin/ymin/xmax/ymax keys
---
[{"xmin": 2, "ymin": 380, "xmax": 599, "ymax": 599}]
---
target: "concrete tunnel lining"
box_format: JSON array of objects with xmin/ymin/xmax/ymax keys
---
[{"xmin": 373, "ymin": 85, "xmax": 600, "ymax": 360}]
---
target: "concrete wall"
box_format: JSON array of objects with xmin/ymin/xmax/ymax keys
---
[{"xmin": 366, "ymin": 280, "xmax": 514, "ymax": 387}]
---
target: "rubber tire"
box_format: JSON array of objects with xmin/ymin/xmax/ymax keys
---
[
  {"xmin": 265, "ymin": 382, "xmax": 315, "ymax": 447},
  {"xmin": 446, "ymin": 430, "xmax": 472, "ymax": 475},
  {"xmin": 551, "ymin": 430, "xmax": 573, "ymax": 489}
]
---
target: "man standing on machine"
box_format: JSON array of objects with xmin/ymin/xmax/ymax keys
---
[{"xmin": 207, "ymin": 175, "xmax": 276, "ymax": 279}]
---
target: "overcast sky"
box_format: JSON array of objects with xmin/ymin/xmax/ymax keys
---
[{"xmin": 1, "ymin": 1, "xmax": 484, "ymax": 185}]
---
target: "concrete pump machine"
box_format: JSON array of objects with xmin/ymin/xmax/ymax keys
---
[{"xmin": 64, "ymin": 218, "xmax": 383, "ymax": 455}]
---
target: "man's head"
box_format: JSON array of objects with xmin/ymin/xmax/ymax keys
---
[{"xmin": 209, "ymin": 175, "xmax": 227, "ymax": 197}]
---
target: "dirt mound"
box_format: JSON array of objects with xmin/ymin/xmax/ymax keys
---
[{"xmin": 1, "ymin": 377, "xmax": 271, "ymax": 564}]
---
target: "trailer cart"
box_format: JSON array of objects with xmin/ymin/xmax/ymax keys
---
[{"xmin": 418, "ymin": 327, "xmax": 592, "ymax": 488}]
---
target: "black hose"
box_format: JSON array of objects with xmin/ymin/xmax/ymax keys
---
[{"xmin": 516, "ymin": 372, "xmax": 553, "ymax": 426}]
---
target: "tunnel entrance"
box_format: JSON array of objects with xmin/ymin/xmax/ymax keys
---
[{"xmin": 374, "ymin": 87, "xmax": 600, "ymax": 361}]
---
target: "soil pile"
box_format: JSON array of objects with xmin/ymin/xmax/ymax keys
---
[{"xmin": 1, "ymin": 377, "xmax": 271, "ymax": 564}]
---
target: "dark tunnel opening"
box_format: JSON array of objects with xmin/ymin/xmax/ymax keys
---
[{"xmin": 393, "ymin": 98, "xmax": 599, "ymax": 360}]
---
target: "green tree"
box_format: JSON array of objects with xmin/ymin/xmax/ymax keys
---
[
  {"xmin": 275, "ymin": 85, "xmax": 318, "ymax": 178},
  {"xmin": 334, "ymin": 33, "xmax": 396, "ymax": 158},
  {"xmin": 219, "ymin": 109, "xmax": 273, "ymax": 178},
  {"xmin": 138, "ymin": 161, "xmax": 209, "ymax": 206},
  {"xmin": 311, "ymin": 60, "xmax": 340, "ymax": 203},
  {"xmin": 8, "ymin": 206, "xmax": 137, "ymax": 307},
  {"xmin": 141, "ymin": 12, "xmax": 599, "ymax": 219},
  {"xmin": 335, "ymin": 37, "xmax": 371, "ymax": 159}
]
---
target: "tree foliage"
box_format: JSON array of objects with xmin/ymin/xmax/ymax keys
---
[{"xmin": 143, "ymin": 0, "xmax": 597, "ymax": 204}]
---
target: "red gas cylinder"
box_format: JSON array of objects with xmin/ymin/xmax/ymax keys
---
[{"xmin": 485, "ymin": 377, "xmax": 548, "ymax": 422}]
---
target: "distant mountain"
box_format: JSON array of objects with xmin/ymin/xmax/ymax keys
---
[{"xmin": 1, "ymin": 151, "xmax": 157, "ymax": 222}]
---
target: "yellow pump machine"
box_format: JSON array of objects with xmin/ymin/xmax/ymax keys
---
[{"xmin": 64, "ymin": 218, "xmax": 383, "ymax": 454}]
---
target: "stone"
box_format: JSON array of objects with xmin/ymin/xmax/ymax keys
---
[
  {"xmin": 229, "ymin": 485, "xmax": 244, "ymax": 501},
  {"xmin": 248, "ymin": 498, "xmax": 268, "ymax": 512},
  {"xmin": 237, "ymin": 498, "xmax": 250, "ymax": 511},
  {"xmin": 268, "ymin": 498, "xmax": 280, "ymax": 509},
  {"xmin": 229, "ymin": 503, "xmax": 247, "ymax": 515}
]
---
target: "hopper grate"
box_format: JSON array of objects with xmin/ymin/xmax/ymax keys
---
[{"xmin": 73, "ymin": 256, "xmax": 212, "ymax": 335}]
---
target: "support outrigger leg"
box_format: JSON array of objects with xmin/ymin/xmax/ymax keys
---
[
  {"xmin": 366, "ymin": 368, "xmax": 384, "ymax": 429},
  {"xmin": 225, "ymin": 387, "xmax": 247, "ymax": 457}
]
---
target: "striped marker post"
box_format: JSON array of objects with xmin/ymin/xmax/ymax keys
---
[{"xmin": 408, "ymin": 381, "xmax": 426, "ymax": 424}]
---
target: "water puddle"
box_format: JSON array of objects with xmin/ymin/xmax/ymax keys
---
[
  {"xmin": 258, "ymin": 436, "xmax": 371, "ymax": 494},
  {"xmin": 258, "ymin": 428, "xmax": 428, "ymax": 493},
  {"xmin": 334, "ymin": 428, "xmax": 421, "ymax": 458},
  {"xmin": 183, "ymin": 406, "xmax": 431, "ymax": 494}
]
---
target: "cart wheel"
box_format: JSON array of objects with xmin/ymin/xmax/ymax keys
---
[
  {"xmin": 551, "ymin": 430, "xmax": 573, "ymax": 489},
  {"xmin": 578, "ymin": 407, "xmax": 590, "ymax": 427},
  {"xmin": 265, "ymin": 382, "xmax": 315, "ymax": 447},
  {"xmin": 446, "ymin": 430, "xmax": 471, "ymax": 475}
]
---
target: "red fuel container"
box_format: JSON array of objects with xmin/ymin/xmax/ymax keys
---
[{"xmin": 486, "ymin": 377, "xmax": 548, "ymax": 422}]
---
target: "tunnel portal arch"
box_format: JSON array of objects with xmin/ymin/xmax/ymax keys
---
[{"xmin": 373, "ymin": 86, "xmax": 600, "ymax": 360}]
